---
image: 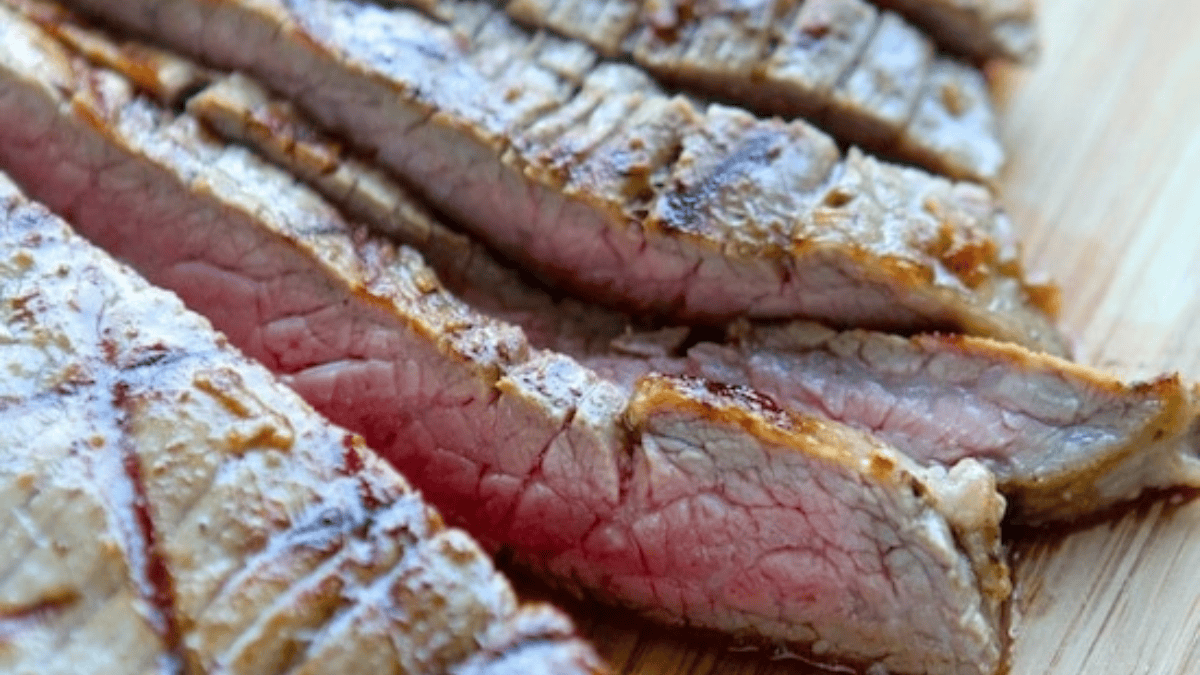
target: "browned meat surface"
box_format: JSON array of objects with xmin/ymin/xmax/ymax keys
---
[
  {"xmin": 7, "ymin": 0, "xmax": 214, "ymax": 105},
  {"xmin": 872, "ymin": 0, "xmax": 1038, "ymax": 62},
  {"xmin": 0, "ymin": 11, "xmax": 1010, "ymax": 673},
  {"xmin": 61, "ymin": 0, "xmax": 1067, "ymax": 356},
  {"xmin": 501, "ymin": 0, "xmax": 1005, "ymax": 182},
  {"xmin": 182, "ymin": 64, "xmax": 1200, "ymax": 525},
  {"xmin": 0, "ymin": 174, "xmax": 604, "ymax": 675}
]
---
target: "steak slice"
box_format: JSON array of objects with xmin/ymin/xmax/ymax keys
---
[
  {"xmin": 182, "ymin": 64, "xmax": 1200, "ymax": 526},
  {"xmin": 184, "ymin": 71, "xmax": 634, "ymax": 355},
  {"xmin": 501, "ymin": 0, "xmax": 1006, "ymax": 182},
  {"xmin": 0, "ymin": 175, "xmax": 603, "ymax": 675},
  {"xmin": 675, "ymin": 324, "xmax": 1200, "ymax": 523},
  {"xmin": 61, "ymin": 0, "xmax": 1068, "ymax": 356},
  {"xmin": 871, "ymin": 0, "xmax": 1038, "ymax": 63},
  {"xmin": 0, "ymin": 12, "xmax": 1009, "ymax": 673}
]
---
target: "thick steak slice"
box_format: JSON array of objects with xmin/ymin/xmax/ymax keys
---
[
  {"xmin": 0, "ymin": 175, "xmax": 603, "ymax": 674},
  {"xmin": 501, "ymin": 0, "xmax": 1005, "ymax": 182},
  {"xmin": 0, "ymin": 13, "xmax": 1009, "ymax": 674},
  {"xmin": 871, "ymin": 0, "xmax": 1038, "ymax": 63},
  {"xmin": 184, "ymin": 65, "xmax": 1200, "ymax": 525},
  {"xmin": 61, "ymin": 0, "xmax": 1067, "ymax": 356}
]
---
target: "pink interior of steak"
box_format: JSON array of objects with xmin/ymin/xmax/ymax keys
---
[
  {"xmin": 0, "ymin": 174, "xmax": 603, "ymax": 674},
  {"xmin": 57, "ymin": 0, "xmax": 1067, "ymax": 357},
  {"xmin": 0, "ymin": 20, "xmax": 1005, "ymax": 672}
]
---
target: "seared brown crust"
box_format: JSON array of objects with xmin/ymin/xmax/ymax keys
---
[
  {"xmin": 0, "ymin": 10, "xmax": 1009, "ymax": 673},
  {"xmin": 7, "ymin": 0, "xmax": 214, "ymax": 106},
  {"xmin": 61, "ymin": 0, "xmax": 1066, "ymax": 355},
  {"xmin": 500, "ymin": 0, "xmax": 1005, "ymax": 182},
  {"xmin": 179, "ymin": 60, "xmax": 1200, "ymax": 526},
  {"xmin": 0, "ymin": 170, "xmax": 604, "ymax": 674}
]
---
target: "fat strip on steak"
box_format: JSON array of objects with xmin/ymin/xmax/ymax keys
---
[
  {"xmin": 183, "ymin": 67, "xmax": 1200, "ymax": 525},
  {"xmin": 495, "ymin": 0, "xmax": 1006, "ymax": 182},
  {"xmin": 0, "ymin": 175, "xmax": 603, "ymax": 675},
  {"xmin": 60, "ymin": 0, "xmax": 1068, "ymax": 356},
  {"xmin": 0, "ymin": 12, "xmax": 1010, "ymax": 674}
]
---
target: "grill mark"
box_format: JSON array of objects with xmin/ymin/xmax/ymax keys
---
[
  {"xmin": 0, "ymin": 10, "xmax": 1032, "ymax": 667},
  {"xmin": 112, "ymin": 380, "xmax": 188, "ymax": 675},
  {"xmin": 657, "ymin": 132, "xmax": 781, "ymax": 234},
  {"xmin": 502, "ymin": 0, "xmax": 998, "ymax": 181},
  {"xmin": 0, "ymin": 590, "xmax": 81, "ymax": 644},
  {"xmin": 54, "ymin": 0, "xmax": 1065, "ymax": 353}
]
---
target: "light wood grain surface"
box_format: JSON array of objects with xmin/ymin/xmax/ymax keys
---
[{"xmin": 527, "ymin": 0, "xmax": 1200, "ymax": 672}]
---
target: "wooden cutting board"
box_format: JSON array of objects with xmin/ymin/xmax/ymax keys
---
[{"xmin": 527, "ymin": 0, "xmax": 1200, "ymax": 672}]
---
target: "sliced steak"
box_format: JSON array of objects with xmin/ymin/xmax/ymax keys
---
[
  {"xmin": 0, "ymin": 12, "xmax": 1009, "ymax": 674},
  {"xmin": 7, "ymin": 0, "xmax": 215, "ymax": 106},
  {"xmin": 0, "ymin": 175, "xmax": 603, "ymax": 675},
  {"xmin": 677, "ymin": 324, "xmax": 1200, "ymax": 522},
  {"xmin": 871, "ymin": 0, "xmax": 1038, "ymax": 63},
  {"xmin": 501, "ymin": 0, "xmax": 1005, "ymax": 182},
  {"xmin": 61, "ymin": 0, "xmax": 1068, "ymax": 356},
  {"xmin": 182, "ymin": 63, "xmax": 1200, "ymax": 525},
  {"xmin": 184, "ymin": 71, "xmax": 634, "ymax": 355}
]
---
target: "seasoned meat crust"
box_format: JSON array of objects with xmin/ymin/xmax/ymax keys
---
[
  {"xmin": 0, "ymin": 10, "xmax": 1009, "ymax": 673},
  {"xmin": 181, "ymin": 65, "xmax": 1200, "ymax": 526},
  {"xmin": 61, "ymin": 0, "xmax": 1068, "ymax": 356},
  {"xmin": 498, "ymin": 0, "xmax": 1007, "ymax": 182},
  {"xmin": 0, "ymin": 175, "xmax": 604, "ymax": 675}
]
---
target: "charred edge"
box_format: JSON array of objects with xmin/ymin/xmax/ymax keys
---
[
  {"xmin": 697, "ymin": 377, "xmax": 789, "ymax": 418},
  {"xmin": 22, "ymin": 5, "xmax": 202, "ymax": 113},
  {"xmin": 657, "ymin": 133, "xmax": 781, "ymax": 235},
  {"xmin": 340, "ymin": 433, "xmax": 366, "ymax": 474},
  {"xmin": 0, "ymin": 590, "xmax": 82, "ymax": 644},
  {"xmin": 112, "ymin": 380, "xmax": 187, "ymax": 675},
  {"xmin": 1003, "ymin": 485, "xmax": 1200, "ymax": 542}
]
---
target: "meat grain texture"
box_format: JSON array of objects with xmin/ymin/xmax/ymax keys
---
[
  {"xmin": 183, "ymin": 66, "xmax": 1200, "ymax": 526},
  {"xmin": 0, "ymin": 174, "xmax": 604, "ymax": 675},
  {"xmin": 0, "ymin": 10, "xmax": 1012, "ymax": 674},
  {"xmin": 62, "ymin": 0, "xmax": 1069, "ymax": 357}
]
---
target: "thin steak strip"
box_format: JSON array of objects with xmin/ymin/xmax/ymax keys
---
[
  {"xmin": 62, "ymin": 0, "xmax": 1067, "ymax": 356},
  {"xmin": 495, "ymin": 0, "xmax": 1006, "ymax": 182},
  {"xmin": 0, "ymin": 13, "xmax": 1008, "ymax": 674},
  {"xmin": 183, "ymin": 66, "xmax": 1200, "ymax": 525},
  {"xmin": 0, "ymin": 174, "xmax": 603, "ymax": 675}
]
